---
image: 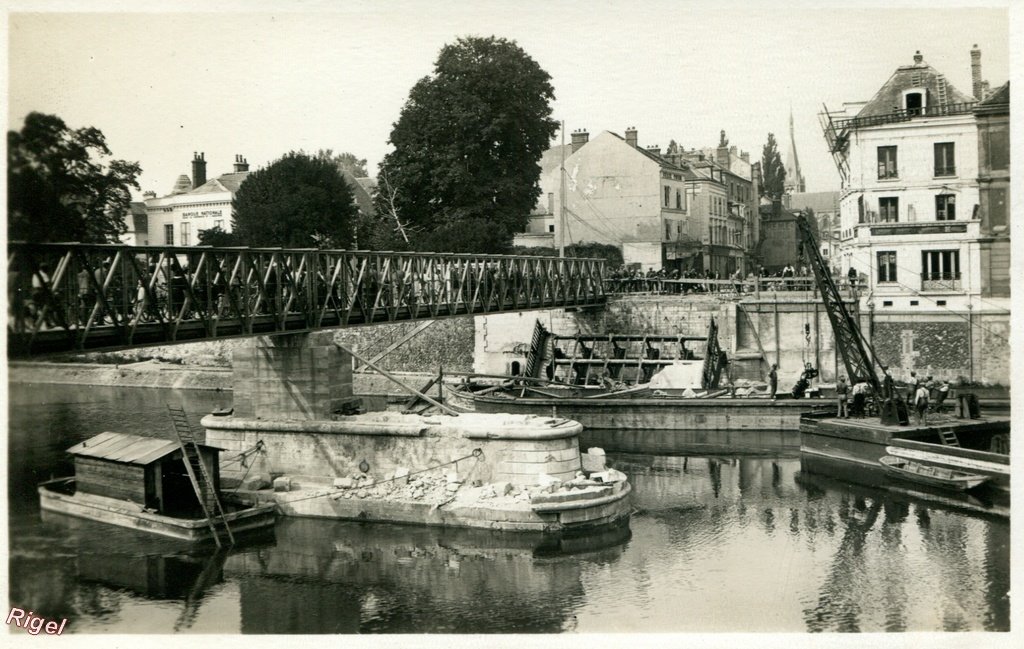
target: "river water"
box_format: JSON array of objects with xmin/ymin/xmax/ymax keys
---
[{"xmin": 5, "ymin": 382, "xmax": 1010, "ymax": 633}]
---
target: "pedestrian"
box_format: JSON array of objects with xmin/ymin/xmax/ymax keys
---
[
  {"xmin": 914, "ymin": 382, "xmax": 930, "ymax": 426},
  {"xmin": 847, "ymin": 266, "xmax": 857, "ymax": 288},
  {"xmin": 836, "ymin": 376, "xmax": 849, "ymax": 418},
  {"xmin": 77, "ymin": 266, "xmax": 94, "ymax": 326},
  {"xmin": 768, "ymin": 363, "xmax": 778, "ymax": 400},
  {"xmin": 132, "ymin": 279, "xmax": 148, "ymax": 324}
]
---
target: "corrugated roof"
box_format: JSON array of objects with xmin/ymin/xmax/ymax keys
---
[{"xmin": 67, "ymin": 432, "xmax": 185, "ymax": 466}]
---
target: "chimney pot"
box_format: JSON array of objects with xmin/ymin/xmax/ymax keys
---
[
  {"xmin": 625, "ymin": 127, "xmax": 638, "ymax": 148},
  {"xmin": 971, "ymin": 45, "xmax": 984, "ymax": 100},
  {"xmin": 234, "ymin": 154, "xmax": 250, "ymax": 173},
  {"xmin": 191, "ymin": 151, "xmax": 208, "ymax": 189},
  {"xmin": 913, "ymin": 51, "xmax": 923, "ymax": 64},
  {"xmin": 570, "ymin": 129, "xmax": 589, "ymax": 154}
]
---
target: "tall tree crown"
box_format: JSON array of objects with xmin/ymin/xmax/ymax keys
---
[
  {"xmin": 7, "ymin": 112, "xmax": 141, "ymax": 243},
  {"xmin": 231, "ymin": 151, "xmax": 357, "ymax": 248},
  {"xmin": 374, "ymin": 36, "xmax": 559, "ymax": 252},
  {"xmin": 760, "ymin": 132, "xmax": 787, "ymax": 201}
]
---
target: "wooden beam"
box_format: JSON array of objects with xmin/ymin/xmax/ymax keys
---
[{"xmin": 338, "ymin": 343, "xmax": 461, "ymax": 416}]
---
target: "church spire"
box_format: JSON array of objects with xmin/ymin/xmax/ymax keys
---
[{"xmin": 784, "ymin": 108, "xmax": 806, "ymax": 194}]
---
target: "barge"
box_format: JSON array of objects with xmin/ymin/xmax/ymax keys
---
[{"xmin": 39, "ymin": 431, "xmax": 277, "ymax": 543}]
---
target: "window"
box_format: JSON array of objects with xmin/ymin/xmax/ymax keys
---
[
  {"xmin": 877, "ymin": 251, "xmax": 897, "ymax": 282},
  {"xmin": 548, "ymin": 224, "xmax": 555, "ymax": 233},
  {"xmin": 665, "ymin": 221, "xmax": 672, "ymax": 240},
  {"xmin": 180, "ymin": 222, "xmax": 191, "ymax": 246},
  {"xmin": 858, "ymin": 196, "xmax": 865, "ymax": 224},
  {"xmin": 879, "ymin": 197, "xmax": 899, "ymax": 223},
  {"xmin": 905, "ymin": 92, "xmax": 923, "ymax": 115},
  {"xmin": 936, "ymin": 194, "xmax": 956, "ymax": 221},
  {"xmin": 910, "ymin": 300, "xmax": 919, "ymax": 306},
  {"xmin": 936, "ymin": 300, "xmax": 946, "ymax": 306},
  {"xmin": 922, "ymin": 250, "xmax": 960, "ymax": 281},
  {"xmin": 664, "ymin": 186, "xmax": 671, "ymax": 207},
  {"xmin": 934, "ymin": 142, "xmax": 955, "ymax": 176},
  {"xmin": 164, "ymin": 224, "xmax": 174, "ymax": 245},
  {"xmin": 676, "ymin": 190, "xmax": 682, "ymax": 210},
  {"xmin": 877, "ymin": 146, "xmax": 898, "ymax": 179},
  {"xmin": 882, "ymin": 300, "xmax": 893, "ymax": 307},
  {"xmin": 214, "ymin": 219, "xmax": 224, "ymax": 229}
]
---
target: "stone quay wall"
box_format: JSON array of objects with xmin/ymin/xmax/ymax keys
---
[{"xmin": 476, "ymin": 293, "xmax": 1009, "ymax": 388}]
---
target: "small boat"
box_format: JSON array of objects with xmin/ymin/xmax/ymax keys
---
[
  {"xmin": 39, "ymin": 477, "xmax": 277, "ymax": 543},
  {"xmin": 878, "ymin": 455, "xmax": 990, "ymax": 491}
]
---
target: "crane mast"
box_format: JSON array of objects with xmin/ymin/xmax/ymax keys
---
[{"xmin": 795, "ymin": 212, "xmax": 908, "ymax": 424}]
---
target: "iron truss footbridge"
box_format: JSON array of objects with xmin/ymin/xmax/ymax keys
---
[{"xmin": 7, "ymin": 243, "xmax": 606, "ymax": 357}]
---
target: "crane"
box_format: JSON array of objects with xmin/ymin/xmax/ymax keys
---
[{"xmin": 795, "ymin": 212, "xmax": 908, "ymax": 425}]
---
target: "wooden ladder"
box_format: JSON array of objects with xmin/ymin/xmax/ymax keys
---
[
  {"xmin": 938, "ymin": 428, "xmax": 960, "ymax": 447},
  {"xmin": 167, "ymin": 405, "xmax": 234, "ymax": 548}
]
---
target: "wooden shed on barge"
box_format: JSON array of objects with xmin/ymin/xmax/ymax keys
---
[{"xmin": 67, "ymin": 432, "xmax": 220, "ymax": 516}]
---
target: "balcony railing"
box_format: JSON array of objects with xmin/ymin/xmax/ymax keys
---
[
  {"xmin": 921, "ymin": 272, "xmax": 962, "ymax": 291},
  {"xmin": 833, "ymin": 102, "xmax": 977, "ymax": 132}
]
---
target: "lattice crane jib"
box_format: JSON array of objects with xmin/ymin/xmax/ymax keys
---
[{"xmin": 795, "ymin": 213, "xmax": 880, "ymax": 395}]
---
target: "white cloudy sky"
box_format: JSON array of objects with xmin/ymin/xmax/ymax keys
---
[{"xmin": 6, "ymin": 1, "xmax": 1011, "ymax": 199}]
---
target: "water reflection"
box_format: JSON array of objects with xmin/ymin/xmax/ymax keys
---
[{"xmin": 5, "ymin": 382, "xmax": 1011, "ymax": 633}]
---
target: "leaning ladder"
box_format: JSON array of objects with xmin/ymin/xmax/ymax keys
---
[{"xmin": 167, "ymin": 405, "xmax": 235, "ymax": 547}]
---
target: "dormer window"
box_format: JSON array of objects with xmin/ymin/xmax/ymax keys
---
[{"xmin": 902, "ymin": 88, "xmax": 927, "ymax": 115}]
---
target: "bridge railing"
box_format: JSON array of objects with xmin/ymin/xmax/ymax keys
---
[
  {"xmin": 7, "ymin": 243, "xmax": 606, "ymax": 356},
  {"xmin": 604, "ymin": 276, "xmax": 860, "ymax": 298}
]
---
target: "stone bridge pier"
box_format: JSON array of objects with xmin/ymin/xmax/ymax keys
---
[{"xmin": 230, "ymin": 331, "xmax": 360, "ymax": 420}]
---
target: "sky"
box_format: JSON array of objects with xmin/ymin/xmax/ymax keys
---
[{"xmin": 5, "ymin": 1, "xmax": 1011, "ymax": 199}]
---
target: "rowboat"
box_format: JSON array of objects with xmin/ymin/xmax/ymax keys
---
[{"xmin": 878, "ymin": 455, "xmax": 990, "ymax": 491}]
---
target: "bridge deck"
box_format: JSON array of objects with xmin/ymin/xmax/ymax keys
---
[{"xmin": 7, "ymin": 243, "xmax": 606, "ymax": 357}]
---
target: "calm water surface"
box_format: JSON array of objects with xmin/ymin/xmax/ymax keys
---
[{"xmin": 6, "ymin": 382, "xmax": 1010, "ymax": 633}]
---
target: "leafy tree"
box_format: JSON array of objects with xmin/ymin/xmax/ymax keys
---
[
  {"xmin": 232, "ymin": 151, "xmax": 357, "ymax": 248},
  {"xmin": 314, "ymin": 149, "xmax": 368, "ymax": 179},
  {"xmin": 760, "ymin": 132, "xmax": 786, "ymax": 201},
  {"xmin": 375, "ymin": 36, "xmax": 559, "ymax": 253},
  {"xmin": 566, "ymin": 242, "xmax": 624, "ymax": 267},
  {"xmin": 197, "ymin": 225, "xmax": 240, "ymax": 247},
  {"xmin": 7, "ymin": 112, "xmax": 141, "ymax": 243}
]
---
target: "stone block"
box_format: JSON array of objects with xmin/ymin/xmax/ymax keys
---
[
  {"xmin": 333, "ymin": 477, "xmax": 354, "ymax": 489},
  {"xmin": 582, "ymin": 447, "xmax": 607, "ymax": 473},
  {"xmin": 394, "ymin": 467, "xmax": 410, "ymax": 484},
  {"xmin": 273, "ymin": 476, "xmax": 291, "ymax": 492},
  {"xmin": 492, "ymin": 481, "xmax": 513, "ymax": 496}
]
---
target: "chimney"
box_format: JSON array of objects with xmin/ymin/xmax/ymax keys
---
[
  {"xmin": 570, "ymin": 129, "xmax": 589, "ymax": 154},
  {"xmin": 625, "ymin": 127, "xmax": 638, "ymax": 148},
  {"xmin": 143, "ymin": 191, "xmax": 156, "ymax": 199},
  {"xmin": 971, "ymin": 44, "xmax": 983, "ymax": 100},
  {"xmin": 234, "ymin": 154, "xmax": 250, "ymax": 172},
  {"xmin": 646, "ymin": 145, "xmax": 661, "ymax": 156},
  {"xmin": 191, "ymin": 152, "xmax": 207, "ymax": 188},
  {"xmin": 913, "ymin": 50, "xmax": 923, "ymax": 65},
  {"xmin": 740, "ymin": 152, "xmax": 750, "ymax": 163}
]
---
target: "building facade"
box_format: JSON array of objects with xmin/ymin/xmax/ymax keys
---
[
  {"xmin": 786, "ymin": 191, "xmax": 840, "ymax": 263},
  {"xmin": 821, "ymin": 49, "xmax": 1010, "ymax": 384},
  {"xmin": 522, "ymin": 129, "xmax": 694, "ymax": 270},
  {"xmin": 145, "ymin": 153, "xmax": 250, "ymax": 246}
]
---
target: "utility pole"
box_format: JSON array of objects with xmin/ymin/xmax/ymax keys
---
[{"xmin": 559, "ymin": 121, "xmax": 566, "ymax": 258}]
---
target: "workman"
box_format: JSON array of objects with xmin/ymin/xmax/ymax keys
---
[
  {"xmin": 768, "ymin": 364, "xmax": 778, "ymax": 400},
  {"xmin": 836, "ymin": 376, "xmax": 849, "ymax": 418},
  {"xmin": 914, "ymin": 382, "xmax": 930, "ymax": 426}
]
